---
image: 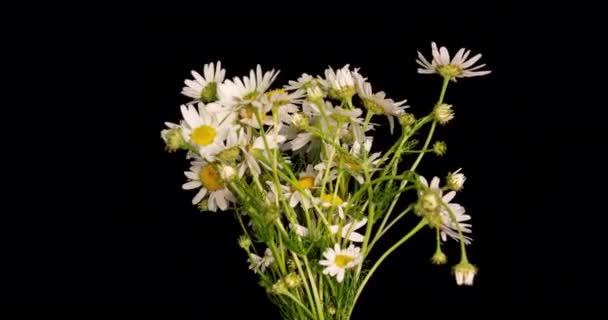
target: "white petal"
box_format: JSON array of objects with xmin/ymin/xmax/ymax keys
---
[
  {"xmin": 182, "ymin": 181, "xmax": 202, "ymax": 190},
  {"xmin": 430, "ymin": 177, "xmax": 440, "ymax": 190},
  {"xmin": 442, "ymin": 191, "xmax": 456, "ymax": 203},
  {"xmin": 192, "ymin": 188, "xmax": 207, "ymax": 204}
]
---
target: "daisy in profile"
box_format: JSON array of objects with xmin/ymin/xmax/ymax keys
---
[
  {"xmin": 439, "ymin": 200, "xmax": 473, "ymax": 244},
  {"xmin": 180, "ymin": 103, "xmax": 234, "ymax": 161},
  {"xmin": 341, "ymin": 137, "xmax": 384, "ymax": 184},
  {"xmin": 319, "ymin": 244, "xmax": 362, "ymax": 282},
  {"xmin": 182, "ymin": 159, "xmax": 236, "ymax": 211},
  {"xmin": 416, "ymin": 42, "xmax": 491, "ymax": 80},
  {"xmin": 181, "ymin": 61, "xmax": 226, "ymax": 103},
  {"xmin": 354, "ymin": 72, "xmax": 409, "ymax": 134},
  {"xmin": 217, "ymin": 64, "xmax": 280, "ymax": 108},
  {"xmin": 417, "ymin": 176, "xmax": 473, "ymax": 244},
  {"xmin": 321, "ymin": 65, "xmax": 358, "ymax": 101},
  {"xmin": 284, "ymin": 73, "xmax": 319, "ymax": 91}
]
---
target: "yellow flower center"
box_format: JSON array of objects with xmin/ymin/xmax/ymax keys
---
[
  {"xmin": 266, "ymin": 88, "xmax": 285, "ymax": 97},
  {"xmin": 437, "ymin": 64, "xmax": 463, "ymax": 78},
  {"xmin": 292, "ymin": 176, "xmax": 314, "ymax": 191},
  {"xmin": 320, "ymin": 193, "xmax": 344, "ymax": 206},
  {"xmin": 334, "ymin": 254, "xmax": 353, "ymax": 268},
  {"xmin": 243, "ymin": 91, "xmax": 260, "ymax": 100},
  {"xmin": 200, "ymin": 165, "xmax": 223, "ymax": 191},
  {"xmin": 345, "ymin": 162, "xmax": 361, "ymax": 170},
  {"xmin": 191, "ymin": 125, "xmax": 217, "ymax": 146}
]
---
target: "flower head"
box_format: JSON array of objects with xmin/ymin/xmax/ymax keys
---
[
  {"xmin": 182, "ymin": 160, "xmax": 236, "ymax": 211},
  {"xmin": 453, "ymin": 261, "xmax": 477, "ymax": 286},
  {"xmin": 319, "ymin": 244, "xmax": 362, "ymax": 282},
  {"xmin": 322, "ymin": 65, "xmax": 357, "ymax": 101},
  {"xmin": 179, "ymin": 103, "xmax": 235, "ymax": 162},
  {"xmin": 433, "ymin": 103, "xmax": 454, "ymax": 125},
  {"xmin": 354, "ymin": 72, "xmax": 409, "ymax": 134},
  {"xmin": 417, "ymin": 42, "xmax": 491, "ymax": 80},
  {"xmin": 218, "ymin": 64, "xmax": 279, "ymax": 108},
  {"xmin": 447, "ymin": 168, "xmax": 466, "ymax": 191},
  {"xmin": 181, "ymin": 61, "xmax": 226, "ymax": 103}
]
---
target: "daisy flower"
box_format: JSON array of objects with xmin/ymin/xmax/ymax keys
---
[
  {"xmin": 181, "ymin": 61, "xmax": 226, "ymax": 103},
  {"xmin": 315, "ymin": 192, "xmax": 349, "ymax": 219},
  {"xmin": 248, "ymin": 248, "xmax": 274, "ymax": 273},
  {"xmin": 322, "ymin": 65, "xmax": 357, "ymax": 101},
  {"xmin": 329, "ymin": 218, "xmax": 367, "ymax": 242},
  {"xmin": 416, "ymin": 42, "xmax": 491, "ymax": 80},
  {"xmin": 319, "ymin": 244, "xmax": 362, "ymax": 282},
  {"xmin": 341, "ymin": 137, "xmax": 383, "ymax": 184},
  {"xmin": 180, "ymin": 103, "xmax": 235, "ymax": 162},
  {"xmin": 418, "ymin": 176, "xmax": 472, "ymax": 244},
  {"xmin": 259, "ymin": 88, "xmax": 305, "ymax": 124},
  {"xmin": 288, "ymin": 165, "xmax": 321, "ymax": 209},
  {"xmin": 217, "ymin": 64, "xmax": 280, "ymax": 108},
  {"xmin": 284, "ymin": 73, "xmax": 319, "ymax": 91},
  {"xmin": 354, "ymin": 73, "xmax": 409, "ymax": 134},
  {"xmin": 439, "ymin": 199, "xmax": 473, "ymax": 244},
  {"xmin": 182, "ymin": 159, "xmax": 236, "ymax": 212}
]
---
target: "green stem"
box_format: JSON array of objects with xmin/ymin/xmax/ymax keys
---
[
  {"xmin": 368, "ymin": 205, "xmax": 413, "ymax": 251},
  {"xmin": 303, "ymin": 256, "xmax": 324, "ymax": 320},
  {"xmin": 282, "ymin": 291, "xmax": 315, "ymax": 319},
  {"xmin": 291, "ymin": 253, "xmax": 316, "ymax": 318},
  {"xmin": 347, "ymin": 219, "xmax": 427, "ymax": 319},
  {"xmin": 374, "ymin": 77, "xmax": 449, "ymax": 239}
]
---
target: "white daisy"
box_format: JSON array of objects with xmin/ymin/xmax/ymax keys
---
[
  {"xmin": 354, "ymin": 73, "xmax": 409, "ymax": 134},
  {"xmin": 315, "ymin": 193, "xmax": 349, "ymax": 219},
  {"xmin": 439, "ymin": 199, "xmax": 472, "ymax": 244},
  {"xmin": 329, "ymin": 218, "xmax": 367, "ymax": 242},
  {"xmin": 182, "ymin": 160, "xmax": 236, "ymax": 212},
  {"xmin": 181, "ymin": 61, "xmax": 226, "ymax": 103},
  {"xmin": 418, "ymin": 176, "xmax": 472, "ymax": 244},
  {"xmin": 322, "ymin": 65, "xmax": 357, "ymax": 101},
  {"xmin": 284, "ymin": 73, "xmax": 319, "ymax": 91},
  {"xmin": 248, "ymin": 248, "xmax": 274, "ymax": 273},
  {"xmin": 287, "ymin": 165, "xmax": 321, "ymax": 210},
  {"xmin": 416, "ymin": 42, "xmax": 491, "ymax": 80},
  {"xmin": 217, "ymin": 64, "xmax": 280, "ymax": 108},
  {"xmin": 319, "ymin": 244, "xmax": 362, "ymax": 283},
  {"xmin": 180, "ymin": 103, "xmax": 235, "ymax": 162},
  {"xmin": 341, "ymin": 137, "xmax": 383, "ymax": 184},
  {"xmin": 259, "ymin": 88, "xmax": 305, "ymax": 124}
]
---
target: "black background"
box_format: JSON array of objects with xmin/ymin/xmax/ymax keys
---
[{"xmin": 4, "ymin": 3, "xmax": 605, "ymax": 316}]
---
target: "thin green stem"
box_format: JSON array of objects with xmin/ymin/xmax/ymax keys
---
[
  {"xmin": 303, "ymin": 256, "xmax": 324, "ymax": 320},
  {"xmin": 282, "ymin": 291, "xmax": 315, "ymax": 319},
  {"xmin": 346, "ymin": 219, "xmax": 427, "ymax": 319},
  {"xmin": 291, "ymin": 253, "xmax": 316, "ymax": 318},
  {"xmin": 368, "ymin": 205, "xmax": 413, "ymax": 251}
]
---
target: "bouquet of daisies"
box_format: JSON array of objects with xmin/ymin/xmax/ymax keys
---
[{"xmin": 161, "ymin": 42, "xmax": 490, "ymax": 319}]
